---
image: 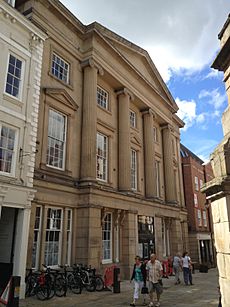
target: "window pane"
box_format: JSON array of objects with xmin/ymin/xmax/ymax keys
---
[
  {"xmin": 51, "ymin": 53, "xmax": 69, "ymax": 83},
  {"xmin": 96, "ymin": 133, "xmax": 107, "ymax": 181},
  {"xmin": 5, "ymin": 54, "xmax": 22, "ymax": 98},
  {"xmin": 97, "ymin": 86, "xmax": 108, "ymax": 109},
  {"xmin": 0, "ymin": 126, "xmax": 16, "ymax": 174}
]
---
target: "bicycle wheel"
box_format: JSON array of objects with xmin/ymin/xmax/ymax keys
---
[
  {"xmin": 69, "ymin": 275, "xmax": 82, "ymax": 294},
  {"xmin": 25, "ymin": 275, "xmax": 37, "ymax": 297},
  {"xmin": 55, "ymin": 276, "xmax": 66, "ymax": 297},
  {"xmin": 95, "ymin": 276, "xmax": 104, "ymax": 291},
  {"xmin": 36, "ymin": 285, "xmax": 49, "ymax": 300},
  {"xmin": 85, "ymin": 278, "xmax": 96, "ymax": 292}
]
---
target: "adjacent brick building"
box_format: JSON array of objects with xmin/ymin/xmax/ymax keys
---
[{"xmin": 180, "ymin": 144, "xmax": 215, "ymax": 267}]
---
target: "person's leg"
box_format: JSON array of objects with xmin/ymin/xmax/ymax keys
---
[
  {"xmin": 174, "ymin": 266, "xmax": 179, "ymax": 283},
  {"xmin": 155, "ymin": 283, "xmax": 162, "ymax": 306},
  {"xmin": 184, "ymin": 268, "xmax": 189, "ymax": 285},
  {"xmin": 148, "ymin": 282, "xmax": 154, "ymax": 306},
  {"xmin": 189, "ymin": 269, "xmax": 193, "ymax": 285}
]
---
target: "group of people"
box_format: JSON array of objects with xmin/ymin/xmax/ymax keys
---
[{"xmin": 130, "ymin": 251, "xmax": 193, "ymax": 307}]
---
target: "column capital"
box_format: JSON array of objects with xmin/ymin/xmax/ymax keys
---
[
  {"xmin": 81, "ymin": 57, "xmax": 104, "ymax": 76},
  {"xmin": 116, "ymin": 87, "xmax": 134, "ymax": 101},
  {"xmin": 161, "ymin": 123, "xmax": 174, "ymax": 133},
  {"xmin": 141, "ymin": 108, "xmax": 156, "ymax": 118}
]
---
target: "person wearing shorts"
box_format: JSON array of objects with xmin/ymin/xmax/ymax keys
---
[{"xmin": 146, "ymin": 254, "xmax": 163, "ymax": 307}]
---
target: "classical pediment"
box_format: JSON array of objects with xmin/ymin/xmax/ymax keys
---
[
  {"xmin": 44, "ymin": 88, "xmax": 78, "ymax": 111},
  {"xmin": 130, "ymin": 132, "xmax": 142, "ymax": 147}
]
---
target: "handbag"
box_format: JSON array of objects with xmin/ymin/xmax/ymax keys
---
[{"xmin": 141, "ymin": 286, "xmax": 149, "ymax": 294}]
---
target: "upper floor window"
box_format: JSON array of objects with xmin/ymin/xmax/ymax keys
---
[
  {"xmin": 0, "ymin": 125, "xmax": 17, "ymax": 175},
  {"xmin": 130, "ymin": 110, "xmax": 136, "ymax": 128},
  {"xmin": 96, "ymin": 133, "xmax": 108, "ymax": 181},
  {"xmin": 97, "ymin": 86, "xmax": 108, "ymax": 110},
  {"xmin": 51, "ymin": 53, "xmax": 69, "ymax": 84},
  {"xmin": 203, "ymin": 211, "xmax": 207, "ymax": 227},
  {"xmin": 46, "ymin": 109, "xmax": 66, "ymax": 170},
  {"xmin": 200, "ymin": 179, "xmax": 203, "ymax": 189},
  {"xmin": 195, "ymin": 176, "xmax": 199, "ymax": 191},
  {"xmin": 197, "ymin": 209, "xmax": 202, "ymax": 227},
  {"xmin": 5, "ymin": 0, "xmax": 15, "ymax": 7},
  {"xmin": 131, "ymin": 149, "xmax": 137, "ymax": 190},
  {"xmin": 5, "ymin": 54, "xmax": 23, "ymax": 99},
  {"xmin": 194, "ymin": 193, "xmax": 198, "ymax": 207}
]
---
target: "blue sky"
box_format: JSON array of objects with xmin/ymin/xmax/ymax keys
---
[{"xmin": 60, "ymin": 0, "xmax": 230, "ymax": 161}]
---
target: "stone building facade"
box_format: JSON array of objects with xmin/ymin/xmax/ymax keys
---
[
  {"xmin": 202, "ymin": 14, "xmax": 230, "ymax": 307},
  {"xmin": 180, "ymin": 144, "xmax": 215, "ymax": 267},
  {"xmin": 16, "ymin": 0, "xmax": 189, "ymax": 278},
  {"xmin": 0, "ymin": 0, "xmax": 46, "ymax": 298}
]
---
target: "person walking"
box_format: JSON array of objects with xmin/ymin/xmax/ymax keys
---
[
  {"xmin": 173, "ymin": 252, "xmax": 182, "ymax": 285},
  {"xmin": 146, "ymin": 253, "xmax": 163, "ymax": 307},
  {"xmin": 130, "ymin": 256, "xmax": 147, "ymax": 306},
  {"xmin": 182, "ymin": 251, "xmax": 193, "ymax": 286}
]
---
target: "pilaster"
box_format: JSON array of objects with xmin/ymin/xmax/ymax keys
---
[
  {"xmin": 162, "ymin": 124, "xmax": 177, "ymax": 204},
  {"xmin": 117, "ymin": 88, "xmax": 133, "ymax": 191},
  {"xmin": 142, "ymin": 108, "xmax": 156, "ymax": 198}
]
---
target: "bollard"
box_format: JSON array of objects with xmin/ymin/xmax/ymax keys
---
[
  {"xmin": 8, "ymin": 276, "xmax": 20, "ymax": 307},
  {"xmin": 113, "ymin": 267, "xmax": 120, "ymax": 293}
]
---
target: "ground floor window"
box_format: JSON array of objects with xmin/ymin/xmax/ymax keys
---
[
  {"xmin": 45, "ymin": 208, "xmax": 62, "ymax": 266},
  {"xmin": 65, "ymin": 209, "xmax": 72, "ymax": 265},
  {"xmin": 138, "ymin": 215, "xmax": 155, "ymax": 259},
  {"xmin": 102, "ymin": 213, "xmax": 112, "ymax": 263},
  {"xmin": 32, "ymin": 207, "xmax": 42, "ymax": 269}
]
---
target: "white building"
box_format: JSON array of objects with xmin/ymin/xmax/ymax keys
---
[{"xmin": 0, "ymin": 0, "xmax": 46, "ymax": 298}]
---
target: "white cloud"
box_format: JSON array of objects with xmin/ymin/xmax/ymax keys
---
[
  {"xmin": 199, "ymin": 88, "xmax": 227, "ymax": 109},
  {"xmin": 60, "ymin": 0, "xmax": 230, "ymax": 82},
  {"xmin": 204, "ymin": 68, "xmax": 223, "ymax": 80},
  {"xmin": 175, "ymin": 98, "xmax": 197, "ymax": 131}
]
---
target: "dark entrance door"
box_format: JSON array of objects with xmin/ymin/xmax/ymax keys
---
[
  {"xmin": 138, "ymin": 216, "xmax": 155, "ymax": 259},
  {"xmin": 0, "ymin": 207, "xmax": 17, "ymax": 291}
]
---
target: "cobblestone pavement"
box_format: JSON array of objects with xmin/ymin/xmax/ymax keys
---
[{"xmin": 19, "ymin": 268, "xmax": 219, "ymax": 307}]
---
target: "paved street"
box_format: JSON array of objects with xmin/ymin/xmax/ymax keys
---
[{"xmin": 20, "ymin": 268, "xmax": 219, "ymax": 307}]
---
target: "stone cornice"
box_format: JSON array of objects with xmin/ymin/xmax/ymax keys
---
[{"xmin": 0, "ymin": 1, "xmax": 47, "ymax": 41}]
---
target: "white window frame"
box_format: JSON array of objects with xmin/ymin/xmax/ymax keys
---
[
  {"xmin": 130, "ymin": 110, "xmax": 136, "ymax": 128},
  {"xmin": 97, "ymin": 86, "xmax": 109, "ymax": 110},
  {"xmin": 197, "ymin": 209, "xmax": 202, "ymax": 227},
  {"xmin": 194, "ymin": 193, "xmax": 198, "ymax": 207},
  {"xmin": 7, "ymin": 0, "xmax": 15, "ymax": 7},
  {"xmin": 195, "ymin": 176, "xmax": 199, "ymax": 191},
  {"xmin": 65, "ymin": 208, "xmax": 72, "ymax": 265},
  {"xmin": 203, "ymin": 210, "xmax": 207, "ymax": 227},
  {"xmin": 0, "ymin": 123, "xmax": 18, "ymax": 177},
  {"xmin": 32, "ymin": 206, "xmax": 42, "ymax": 269},
  {"xmin": 46, "ymin": 109, "xmax": 67, "ymax": 170},
  {"xmin": 44, "ymin": 208, "xmax": 63, "ymax": 267},
  {"xmin": 4, "ymin": 53, "xmax": 24, "ymax": 101},
  {"xmin": 102, "ymin": 212, "xmax": 112, "ymax": 264},
  {"xmin": 51, "ymin": 53, "xmax": 70, "ymax": 84},
  {"xmin": 155, "ymin": 160, "xmax": 160, "ymax": 197},
  {"xmin": 131, "ymin": 149, "xmax": 137, "ymax": 191},
  {"xmin": 96, "ymin": 132, "xmax": 108, "ymax": 182},
  {"xmin": 200, "ymin": 179, "xmax": 203, "ymax": 189}
]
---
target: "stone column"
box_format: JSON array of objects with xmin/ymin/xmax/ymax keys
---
[
  {"xmin": 162, "ymin": 124, "xmax": 177, "ymax": 204},
  {"xmin": 80, "ymin": 58, "xmax": 103, "ymax": 183},
  {"xmin": 117, "ymin": 88, "xmax": 133, "ymax": 191},
  {"xmin": 75, "ymin": 206, "xmax": 102, "ymax": 269},
  {"xmin": 122, "ymin": 211, "xmax": 137, "ymax": 278},
  {"xmin": 170, "ymin": 218, "xmax": 183, "ymax": 256},
  {"xmin": 142, "ymin": 108, "xmax": 156, "ymax": 198}
]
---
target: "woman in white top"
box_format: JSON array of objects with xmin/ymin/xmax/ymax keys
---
[{"xmin": 182, "ymin": 251, "xmax": 193, "ymax": 285}]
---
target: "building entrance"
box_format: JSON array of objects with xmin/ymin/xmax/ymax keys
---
[
  {"xmin": 0, "ymin": 207, "xmax": 17, "ymax": 291},
  {"xmin": 138, "ymin": 216, "xmax": 155, "ymax": 260}
]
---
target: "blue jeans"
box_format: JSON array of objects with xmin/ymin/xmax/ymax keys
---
[{"xmin": 183, "ymin": 268, "xmax": 190, "ymax": 285}]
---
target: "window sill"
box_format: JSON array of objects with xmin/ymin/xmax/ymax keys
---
[
  {"xmin": 97, "ymin": 104, "xmax": 112, "ymax": 115},
  {"xmin": 48, "ymin": 71, "xmax": 73, "ymax": 90},
  {"xmin": 40, "ymin": 163, "xmax": 72, "ymax": 177},
  {"xmin": 102, "ymin": 259, "xmax": 113, "ymax": 265},
  {"xmin": 3, "ymin": 93, "xmax": 23, "ymax": 106}
]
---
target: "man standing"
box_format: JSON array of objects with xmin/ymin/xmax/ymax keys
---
[{"xmin": 146, "ymin": 254, "xmax": 163, "ymax": 307}]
